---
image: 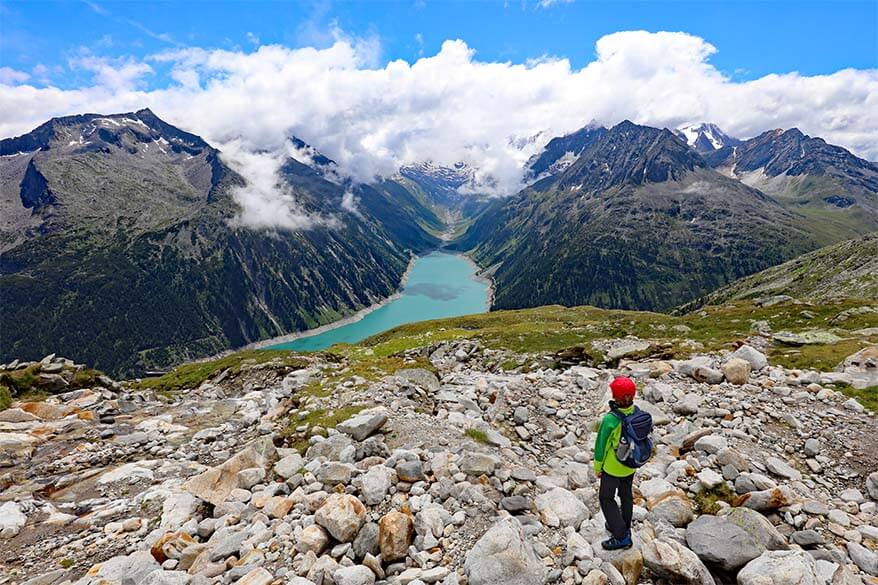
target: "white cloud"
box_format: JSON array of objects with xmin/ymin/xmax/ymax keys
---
[
  {"xmin": 341, "ymin": 190, "xmax": 363, "ymax": 217},
  {"xmin": 538, "ymin": 0, "xmax": 574, "ymax": 7},
  {"xmin": 69, "ymin": 54, "xmax": 153, "ymax": 90},
  {"xmin": 246, "ymin": 31, "xmax": 261, "ymax": 46},
  {"xmin": 0, "ymin": 30, "xmax": 876, "ymax": 224},
  {"xmin": 221, "ymin": 139, "xmax": 339, "ymax": 231},
  {"xmin": 0, "ymin": 67, "xmax": 29, "ymax": 84}
]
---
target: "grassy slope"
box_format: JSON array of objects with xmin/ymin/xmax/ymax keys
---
[
  {"xmin": 135, "ymin": 299, "xmax": 878, "ymax": 413},
  {"xmin": 702, "ymin": 233, "xmax": 878, "ymax": 305}
]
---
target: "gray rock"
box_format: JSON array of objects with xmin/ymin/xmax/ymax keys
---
[
  {"xmin": 535, "ymin": 487, "xmax": 588, "ymax": 528},
  {"xmin": 791, "ymin": 530, "xmax": 824, "ymax": 547},
  {"xmin": 867, "ymin": 471, "xmax": 878, "ymax": 501},
  {"xmin": 315, "ymin": 494, "xmax": 366, "ymax": 543},
  {"xmin": 274, "ymin": 453, "xmax": 304, "ymax": 479},
  {"xmin": 500, "ymin": 496, "xmax": 530, "ymax": 513},
  {"xmin": 725, "ymin": 507, "xmax": 788, "ymax": 552},
  {"xmin": 317, "ymin": 461, "xmax": 354, "ymax": 485},
  {"xmin": 765, "ymin": 457, "xmax": 802, "ymax": 481},
  {"xmin": 20, "ymin": 570, "xmax": 67, "ymax": 585},
  {"xmin": 333, "ymin": 566, "xmax": 375, "ymax": 585},
  {"xmin": 773, "ymin": 331, "xmax": 841, "ymax": 346},
  {"xmin": 207, "ymin": 528, "xmax": 247, "ymax": 561},
  {"xmin": 803, "ymin": 439, "xmax": 822, "ymax": 458},
  {"xmin": 360, "ymin": 465, "xmax": 392, "ymax": 505},
  {"xmin": 686, "ymin": 515, "xmax": 763, "ymax": 571},
  {"xmin": 693, "ymin": 434, "xmax": 727, "ymax": 455},
  {"xmin": 733, "ymin": 345, "xmax": 768, "ymax": 371},
  {"xmin": 673, "ymin": 394, "xmax": 704, "ymax": 415},
  {"xmin": 464, "ymin": 516, "xmax": 547, "ymax": 585},
  {"xmin": 642, "ymin": 537, "xmax": 715, "ymax": 585},
  {"xmin": 395, "ymin": 368, "xmax": 440, "ymax": 391},
  {"xmin": 847, "ymin": 542, "xmax": 878, "ymax": 576},
  {"xmin": 737, "ymin": 550, "xmax": 822, "ymax": 585},
  {"xmin": 141, "ymin": 571, "xmax": 191, "ymax": 585},
  {"xmin": 336, "ymin": 412, "xmax": 388, "ymax": 441},
  {"xmin": 77, "ymin": 551, "xmax": 160, "ymax": 584},
  {"xmin": 459, "ymin": 452, "xmax": 499, "ymax": 475},
  {"xmin": 353, "ymin": 522, "xmax": 380, "ymax": 559},
  {"xmin": 396, "ymin": 459, "xmax": 425, "ymax": 482}
]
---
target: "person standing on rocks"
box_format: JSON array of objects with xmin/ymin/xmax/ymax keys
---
[{"xmin": 594, "ymin": 376, "xmax": 638, "ymax": 550}]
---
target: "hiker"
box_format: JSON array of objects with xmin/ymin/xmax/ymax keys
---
[{"xmin": 594, "ymin": 375, "xmax": 653, "ymax": 550}]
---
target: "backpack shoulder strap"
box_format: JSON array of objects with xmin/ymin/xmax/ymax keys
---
[{"xmin": 609, "ymin": 408, "xmax": 627, "ymax": 422}]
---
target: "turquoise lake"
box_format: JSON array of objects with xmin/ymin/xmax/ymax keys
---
[{"xmin": 268, "ymin": 252, "xmax": 490, "ymax": 352}]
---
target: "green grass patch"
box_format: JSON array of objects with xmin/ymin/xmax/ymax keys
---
[
  {"xmin": 338, "ymin": 299, "xmax": 876, "ymax": 369},
  {"xmin": 827, "ymin": 382, "xmax": 878, "ymax": 414},
  {"xmin": 465, "ymin": 428, "xmax": 489, "ymax": 444},
  {"xmin": 296, "ymin": 352, "xmax": 436, "ymax": 398},
  {"xmin": 770, "ymin": 337, "xmax": 875, "ymax": 372},
  {"xmin": 279, "ymin": 405, "xmax": 365, "ymax": 453},
  {"xmin": 0, "ymin": 385, "xmax": 11, "ymax": 410},
  {"xmin": 135, "ymin": 350, "xmax": 307, "ymax": 393},
  {"xmin": 60, "ymin": 558, "xmax": 75, "ymax": 569},
  {"xmin": 0, "ymin": 364, "xmax": 40, "ymax": 394},
  {"xmin": 695, "ymin": 483, "xmax": 736, "ymax": 515}
]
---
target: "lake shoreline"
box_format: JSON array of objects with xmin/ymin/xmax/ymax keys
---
[{"xmin": 247, "ymin": 255, "xmax": 419, "ymax": 351}]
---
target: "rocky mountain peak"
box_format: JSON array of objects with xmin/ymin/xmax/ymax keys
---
[
  {"xmin": 524, "ymin": 122, "xmax": 608, "ymax": 181},
  {"xmin": 557, "ymin": 120, "xmax": 705, "ymax": 191},
  {"xmin": 673, "ymin": 122, "xmax": 740, "ymax": 153}
]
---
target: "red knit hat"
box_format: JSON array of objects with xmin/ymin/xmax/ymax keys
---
[{"xmin": 610, "ymin": 376, "xmax": 636, "ymax": 400}]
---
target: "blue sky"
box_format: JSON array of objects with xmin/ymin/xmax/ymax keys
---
[{"xmin": 1, "ymin": 0, "xmax": 876, "ymax": 90}]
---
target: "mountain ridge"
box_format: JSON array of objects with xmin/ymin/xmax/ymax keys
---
[{"xmin": 0, "ymin": 110, "xmax": 443, "ymax": 376}]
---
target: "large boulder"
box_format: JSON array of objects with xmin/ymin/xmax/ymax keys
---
[
  {"xmin": 394, "ymin": 368, "xmax": 440, "ymax": 391},
  {"xmin": 733, "ymin": 345, "xmax": 768, "ymax": 371},
  {"xmin": 592, "ymin": 536, "xmax": 644, "ymax": 585},
  {"xmin": 686, "ymin": 514, "xmax": 763, "ymax": 571},
  {"xmin": 642, "ymin": 537, "xmax": 715, "ymax": 585},
  {"xmin": 464, "ymin": 517, "xmax": 547, "ymax": 585},
  {"xmin": 0, "ymin": 501, "xmax": 27, "ymax": 538},
  {"xmin": 725, "ymin": 507, "xmax": 788, "ymax": 551},
  {"xmin": 737, "ymin": 550, "xmax": 822, "ymax": 585},
  {"xmin": 736, "ymin": 486, "xmax": 796, "ymax": 512},
  {"xmin": 184, "ymin": 439, "xmax": 276, "ymax": 506},
  {"xmin": 333, "ymin": 565, "xmax": 376, "ymax": 585},
  {"xmin": 378, "ymin": 510, "xmax": 413, "ymax": 562},
  {"xmin": 336, "ymin": 411, "xmax": 388, "ymax": 441},
  {"xmin": 535, "ymin": 487, "xmax": 588, "ymax": 528},
  {"xmin": 722, "ymin": 358, "xmax": 751, "ymax": 385},
  {"xmin": 360, "ymin": 465, "xmax": 392, "ymax": 505},
  {"xmin": 315, "ymin": 494, "xmax": 366, "ymax": 543},
  {"xmin": 79, "ymin": 551, "xmax": 161, "ymax": 584}
]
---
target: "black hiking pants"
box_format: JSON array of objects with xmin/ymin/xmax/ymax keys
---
[{"xmin": 599, "ymin": 472, "xmax": 634, "ymax": 539}]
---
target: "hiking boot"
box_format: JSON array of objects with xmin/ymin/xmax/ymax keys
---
[{"xmin": 601, "ymin": 533, "xmax": 633, "ymax": 550}]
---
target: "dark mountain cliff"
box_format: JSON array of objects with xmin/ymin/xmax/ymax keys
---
[{"xmin": 0, "ymin": 110, "xmax": 440, "ymax": 376}]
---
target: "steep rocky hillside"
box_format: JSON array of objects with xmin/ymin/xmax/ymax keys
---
[
  {"xmin": 700, "ymin": 233, "xmax": 878, "ymax": 305},
  {"xmin": 705, "ymin": 129, "xmax": 878, "ymax": 243},
  {"xmin": 0, "ymin": 110, "xmax": 441, "ymax": 377},
  {"xmin": 454, "ymin": 121, "xmax": 816, "ymax": 312},
  {"xmin": 1, "ymin": 296, "xmax": 876, "ymax": 585}
]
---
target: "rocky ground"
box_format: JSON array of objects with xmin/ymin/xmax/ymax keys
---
[{"xmin": 1, "ymin": 338, "xmax": 877, "ymax": 585}]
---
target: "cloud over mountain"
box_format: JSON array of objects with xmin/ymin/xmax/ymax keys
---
[{"xmin": 1, "ymin": 30, "xmax": 876, "ymax": 198}]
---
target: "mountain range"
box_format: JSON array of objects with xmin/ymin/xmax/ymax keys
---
[
  {"xmin": 1, "ymin": 110, "xmax": 876, "ymax": 375},
  {"xmin": 0, "ymin": 109, "xmax": 443, "ymax": 376},
  {"xmin": 453, "ymin": 121, "xmax": 818, "ymax": 311}
]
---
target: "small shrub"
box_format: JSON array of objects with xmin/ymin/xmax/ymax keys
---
[
  {"xmin": 694, "ymin": 482, "xmax": 736, "ymax": 515},
  {"xmin": 465, "ymin": 428, "xmax": 489, "ymax": 444}
]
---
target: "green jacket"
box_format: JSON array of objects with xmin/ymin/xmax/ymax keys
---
[{"xmin": 594, "ymin": 404, "xmax": 636, "ymax": 478}]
